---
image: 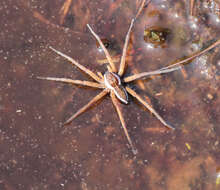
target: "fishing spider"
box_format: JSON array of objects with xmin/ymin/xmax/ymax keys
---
[{"xmin": 38, "ymin": 18, "xmax": 220, "ymax": 154}]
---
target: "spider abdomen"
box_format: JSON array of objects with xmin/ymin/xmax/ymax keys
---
[{"xmin": 104, "ymin": 71, "xmax": 128, "ymax": 104}]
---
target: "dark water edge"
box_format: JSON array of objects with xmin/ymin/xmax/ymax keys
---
[{"xmin": 0, "ymin": 0, "xmax": 220, "ymax": 189}]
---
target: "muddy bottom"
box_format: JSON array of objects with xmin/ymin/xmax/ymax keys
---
[{"xmin": 0, "ymin": 0, "xmax": 220, "ymax": 189}]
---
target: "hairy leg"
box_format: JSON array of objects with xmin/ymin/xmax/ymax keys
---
[
  {"xmin": 118, "ymin": 19, "xmax": 135, "ymax": 76},
  {"xmin": 124, "ymin": 66, "xmax": 181, "ymax": 83},
  {"xmin": 135, "ymin": 0, "xmax": 152, "ymax": 20},
  {"xmin": 49, "ymin": 46, "xmax": 102, "ymax": 82},
  {"xmin": 110, "ymin": 91, "xmax": 138, "ymax": 155},
  {"xmin": 64, "ymin": 89, "xmax": 108, "ymax": 125},
  {"xmin": 159, "ymin": 39, "xmax": 220, "ymax": 70},
  {"xmin": 37, "ymin": 76, "xmax": 104, "ymax": 88},
  {"xmin": 126, "ymin": 87, "xmax": 175, "ymax": 130},
  {"xmin": 124, "ymin": 39, "xmax": 220, "ymax": 82},
  {"xmin": 87, "ymin": 24, "xmax": 117, "ymax": 73}
]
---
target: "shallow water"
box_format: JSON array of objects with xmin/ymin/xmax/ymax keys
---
[{"xmin": 0, "ymin": 0, "xmax": 220, "ymax": 189}]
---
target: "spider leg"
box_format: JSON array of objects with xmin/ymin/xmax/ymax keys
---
[
  {"xmin": 110, "ymin": 91, "xmax": 138, "ymax": 155},
  {"xmin": 49, "ymin": 46, "xmax": 102, "ymax": 83},
  {"xmin": 135, "ymin": 0, "xmax": 152, "ymax": 20},
  {"xmin": 118, "ymin": 19, "xmax": 135, "ymax": 76},
  {"xmin": 37, "ymin": 76, "xmax": 104, "ymax": 88},
  {"xmin": 190, "ymin": 0, "xmax": 195, "ymax": 16},
  {"xmin": 87, "ymin": 24, "xmax": 117, "ymax": 73},
  {"xmin": 124, "ymin": 38, "xmax": 220, "ymax": 83},
  {"xmin": 64, "ymin": 89, "xmax": 108, "ymax": 125},
  {"xmin": 97, "ymin": 72, "xmax": 104, "ymax": 80},
  {"xmin": 158, "ymin": 38, "xmax": 220, "ymax": 71},
  {"xmin": 126, "ymin": 87, "xmax": 175, "ymax": 130},
  {"xmin": 124, "ymin": 66, "xmax": 181, "ymax": 83},
  {"xmin": 107, "ymin": 65, "xmax": 113, "ymax": 73}
]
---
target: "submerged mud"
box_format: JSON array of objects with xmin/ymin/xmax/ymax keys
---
[{"xmin": 0, "ymin": 0, "xmax": 220, "ymax": 189}]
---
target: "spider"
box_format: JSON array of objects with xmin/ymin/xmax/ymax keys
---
[{"xmin": 38, "ymin": 18, "xmax": 220, "ymax": 154}]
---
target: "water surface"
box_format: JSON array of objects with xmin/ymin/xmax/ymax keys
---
[{"xmin": 0, "ymin": 0, "xmax": 220, "ymax": 189}]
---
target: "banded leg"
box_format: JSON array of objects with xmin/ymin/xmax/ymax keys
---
[
  {"xmin": 87, "ymin": 24, "xmax": 117, "ymax": 73},
  {"xmin": 37, "ymin": 76, "xmax": 104, "ymax": 88},
  {"xmin": 64, "ymin": 89, "xmax": 108, "ymax": 125},
  {"xmin": 49, "ymin": 46, "xmax": 102, "ymax": 82},
  {"xmin": 118, "ymin": 19, "xmax": 135, "ymax": 76},
  {"xmin": 110, "ymin": 91, "xmax": 138, "ymax": 155},
  {"xmin": 126, "ymin": 87, "xmax": 175, "ymax": 130}
]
